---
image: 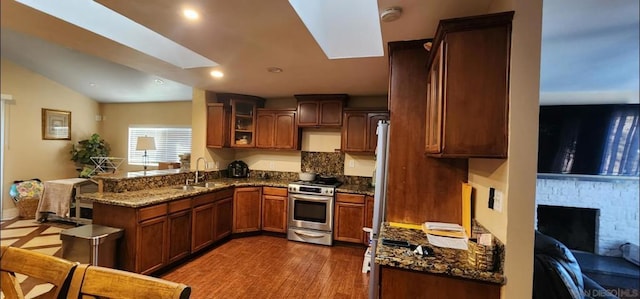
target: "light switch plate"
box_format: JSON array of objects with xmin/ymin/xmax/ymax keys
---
[
  {"xmin": 349, "ymin": 160, "xmax": 355, "ymax": 168},
  {"xmin": 494, "ymin": 190, "xmax": 503, "ymax": 213}
]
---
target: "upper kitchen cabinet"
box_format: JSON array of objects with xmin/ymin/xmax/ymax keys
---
[
  {"xmin": 341, "ymin": 109, "xmax": 389, "ymax": 153},
  {"xmin": 294, "ymin": 94, "xmax": 348, "ymax": 127},
  {"xmin": 206, "ymin": 103, "xmax": 230, "ymax": 148},
  {"xmin": 425, "ymin": 11, "xmax": 513, "ymax": 158},
  {"xmin": 206, "ymin": 92, "xmax": 265, "ymax": 148},
  {"xmin": 255, "ymin": 108, "xmax": 300, "ymax": 150}
]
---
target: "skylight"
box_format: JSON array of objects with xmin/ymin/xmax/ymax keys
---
[
  {"xmin": 15, "ymin": 0, "xmax": 218, "ymax": 69},
  {"xmin": 288, "ymin": 0, "xmax": 384, "ymax": 59}
]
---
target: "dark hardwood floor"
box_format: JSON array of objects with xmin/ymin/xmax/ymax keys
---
[
  {"xmin": 160, "ymin": 235, "xmax": 370, "ymax": 298},
  {"xmin": 1, "ymin": 218, "xmax": 370, "ymax": 298}
]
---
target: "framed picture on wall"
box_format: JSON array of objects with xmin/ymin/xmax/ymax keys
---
[{"xmin": 42, "ymin": 108, "xmax": 71, "ymax": 140}]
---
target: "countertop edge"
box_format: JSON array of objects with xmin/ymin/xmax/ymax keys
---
[{"xmin": 78, "ymin": 180, "xmax": 373, "ymax": 208}]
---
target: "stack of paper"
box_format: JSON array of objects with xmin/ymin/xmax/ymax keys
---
[{"xmin": 423, "ymin": 222, "xmax": 468, "ymax": 250}]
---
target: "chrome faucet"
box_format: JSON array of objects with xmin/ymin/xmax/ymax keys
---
[{"xmin": 195, "ymin": 157, "xmax": 206, "ymax": 183}]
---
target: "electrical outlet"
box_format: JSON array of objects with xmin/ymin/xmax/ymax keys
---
[
  {"xmin": 269, "ymin": 162, "xmax": 275, "ymax": 170},
  {"xmin": 494, "ymin": 190, "xmax": 503, "ymax": 213},
  {"xmin": 349, "ymin": 160, "xmax": 355, "ymax": 168},
  {"xmin": 206, "ymin": 161, "xmax": 215, "ymax": 169}
]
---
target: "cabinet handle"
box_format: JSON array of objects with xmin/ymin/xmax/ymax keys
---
[{"xmin": 293, "ymin": 230, "xmax": 324, "ymax": 238}]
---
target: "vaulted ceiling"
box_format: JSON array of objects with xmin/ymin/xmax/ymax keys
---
[{"xmin": 1, "ymin": 0, "xmax": 638, "ymax": 104}]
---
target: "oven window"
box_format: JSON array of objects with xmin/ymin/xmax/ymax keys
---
[{"xmin": 294, "ymin": 200, "xmax": 327, "ymax": 223}]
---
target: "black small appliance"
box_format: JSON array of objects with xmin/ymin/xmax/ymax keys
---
[{"xmin": 227, "ymin": 160, "xmax": 249, "ymax": 178}]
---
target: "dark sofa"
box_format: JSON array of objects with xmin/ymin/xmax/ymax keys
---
[{"xmin": 533, "ymin": 231, "xmax": 617, "ymax": 299}]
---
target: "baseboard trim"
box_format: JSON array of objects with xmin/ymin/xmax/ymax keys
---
[{"xmin": 1, "ymin": 208, "xmax": 19, "ymax": 221}]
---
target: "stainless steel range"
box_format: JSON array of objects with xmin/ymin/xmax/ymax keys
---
[{"xmin": 287, "ymin": 180, "xmax": 341, "ymax": 246}]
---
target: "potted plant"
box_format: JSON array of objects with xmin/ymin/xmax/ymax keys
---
[{"xmin": 70, "ymin": 133, "xmax": 110, "ymax": 177}]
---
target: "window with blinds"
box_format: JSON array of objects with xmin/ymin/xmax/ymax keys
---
[{"xmin": 128, "ymin": 127, "xmax": 192, "ymax": 166}]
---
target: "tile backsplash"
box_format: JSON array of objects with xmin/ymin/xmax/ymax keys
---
[{"xmin": 301, "ymin": 151, "xmax": 344, "ymax": 176}]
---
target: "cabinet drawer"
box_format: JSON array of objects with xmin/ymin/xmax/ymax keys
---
[
  {"xmin": 263, "ymin": 187, "xmax": 287, "ymax": 197},
  {"xmin": 193, "ymin": 193, "xmax": 216, "ymax": 207},
  {"xmin": 215, "ymin": 188, "xmax": 234, "ymax": 200},
  {"xmin": 336, "ymin": 193, "xmax": 365, "ymax": 204},
  {"xmin": 138, "ymin": 203, "xmax": 167, "ymax": 222},
  {"xmin": 168, "ymin": 198, "xmax": 191, "ymax": 213}
]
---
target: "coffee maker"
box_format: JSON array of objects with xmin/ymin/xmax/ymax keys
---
[{"xmin": 227, "ymin": 160, "xmax": 249, "ymax": 178}]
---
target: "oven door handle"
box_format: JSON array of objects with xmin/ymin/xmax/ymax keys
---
[
  {"xmin": 293, "ymin": 230, "xmax": 325, "ymax": 238},
  {"xmin": 290, "ymin": 194, "xmax": 330, "ymax": 202}
]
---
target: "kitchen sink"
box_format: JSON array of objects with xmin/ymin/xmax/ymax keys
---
[
  {"xmin": 172, "ymin": 185, "xmax": 207, "ymax": 191},
  {"xmin": 192, "ymin": 182, "xmax": 224, "ymax": 188}
]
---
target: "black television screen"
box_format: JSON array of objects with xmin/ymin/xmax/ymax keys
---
[{"xmin": 537, "ymin": 104, "xmax": 639, "ymax": 176}]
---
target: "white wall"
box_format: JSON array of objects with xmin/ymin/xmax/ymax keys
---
[{"xmin": 536, "ymin": 177, "xmax": 640, "ymax": 256}]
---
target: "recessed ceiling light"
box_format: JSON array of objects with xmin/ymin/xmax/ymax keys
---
[
  {"xmin": 267, "ymin": 67, "xmax": 283, "ymax": 73},
  {"xmin": 183, "ymin": 9, "xmax": 199, "ymax": 20},
  {"xmin": 89, "ymin": 82, "xmax": 97, "ymax": 87},
  {"xmin": 210, "ymin": 70, "xmax": 224, "ymax": 78},
  {"xmin": 154, "ymin": 79, "xmax": 165, "ymax": 85}
]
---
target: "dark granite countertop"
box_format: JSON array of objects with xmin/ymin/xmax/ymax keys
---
[
  {"xmin": 77, "ymin": 178, "xmax": 373, "ymax": 208},
  {"xmin": 336, "ymin": 184, "xmax": 375, "ymax": 196},
  {"xmin": 77, "ymin": 178, "xmax": 290, "ymax": 208},
  {"xmin": 375, "ymin": 223, "xmax": 505, "ymax": 285}
]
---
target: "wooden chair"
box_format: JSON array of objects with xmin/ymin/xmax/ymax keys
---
[
  {"xmin": 67, "ymin": 264, "xmax": 191, "ymax": 299},
  {"xmin": 0, "ymin": 245, "xmax": 78, "ymax": 299}
]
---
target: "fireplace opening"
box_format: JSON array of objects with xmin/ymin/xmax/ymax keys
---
[{"xmin": 537, "ymin": 205, "xmax": 599, "ymax": 253}]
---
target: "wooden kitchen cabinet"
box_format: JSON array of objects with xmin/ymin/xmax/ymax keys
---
[
  {"xmin": 206, "ymin": 92, "xmax": 265, "ymax": 148},
  {"xmin": 206, "ymin": 103, "xmax": 230, "ymax": 148},
  {"xmin": 425, "ymin": 12, "xmax": 513, "ymax": 158},
  {"xmin": 294, "ymin": 94, "xmax": 348, "ymax": 127},
  {"xmin": 230, "ymin": 99, "xmax": 258, "ymax": 148},
  {"xmin": 380, "ymin": 266, "xmax": 500, "ymax": 299},
  {"xmin": 341, "ymin": 109, "xmax": 389, "ymax": 153},
  {"xmin": 167, "ymin": 198, "xmax": 192, "ymax": 264},
  {"xmin": 334, "ymin": 193, "xmax": 365, "ymax": 243},
  {"xmin": 255, "ymin": 109, "xmax": 300, "ymax": 150},
  {"xmin": 261, "ymin": 187, "xmax": 288, "ymax": 233},
  {"xmin": 233, "ymin": 187, "xmax": 263, "ymax": 233},
  {"xmin": 137, "ymin": 217, "xmax": 167, "ymax": 275},
  {"xmin": 214, "ymin": 194, "xmax": 233, "ymax": 241},
  {"xmin": 135, "ymin": 203, "xmax": 168, "ymax": 275},
  {"xmin": 192, "ymin": 189, "xmax": 234, "ymax": 250},
  {"xmin": 191, "ymin": 193, "xmax": 215, "ymax": 253},
  {"xmin": 386, "ymin": 39, "xmax": 468, "ymax": 225}
]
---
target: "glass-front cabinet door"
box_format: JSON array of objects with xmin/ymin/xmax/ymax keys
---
[{"xmin": 231, "ymin": 99, "xmax": 257, "ymax": 147}]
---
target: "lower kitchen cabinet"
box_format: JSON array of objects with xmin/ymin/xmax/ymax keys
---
[
  {"xmin": 92, "ymin": 188, "xmax": 235, "ymax": 274},
  {"xmin": 167, "ymin": 198, "xmax": 192, "ymax": 264},
  {"xmin": 334, "ymin": 193, "xmax": 365, "ymax": 243},
  {"xmin": 192, "ymin": 189, "xmax": 234, "ymax": 250},
  {"xmin": 137, "ymin": 215, "xmax": 167, "ymax": 275},
  {"xmin": 233, "ymin": 187, "xmax": 263, "ymax": 233},
  {"xmin": 261, "ymin": 187, "xmax": 288, "ymax": 233},
  {"xmin": 191, "ymin": 202, "xmax": 215, "ymax": 252},
  {"xmin": 214, "ymin": 196, "xmax": 233, "ymax": 240},
  {"xmin": 380, "ymin": 266, "xmax": 501, "ymax": 298}
]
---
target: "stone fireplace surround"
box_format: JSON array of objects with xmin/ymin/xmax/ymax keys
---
[{"xmin": 535, "ymin": 175, "xmax": 640, "ymax": 256}]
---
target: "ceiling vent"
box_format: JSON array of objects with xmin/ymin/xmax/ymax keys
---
[{"xmin": 380, "ymin": 7, "xmax": 402, "ymax": 22}]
